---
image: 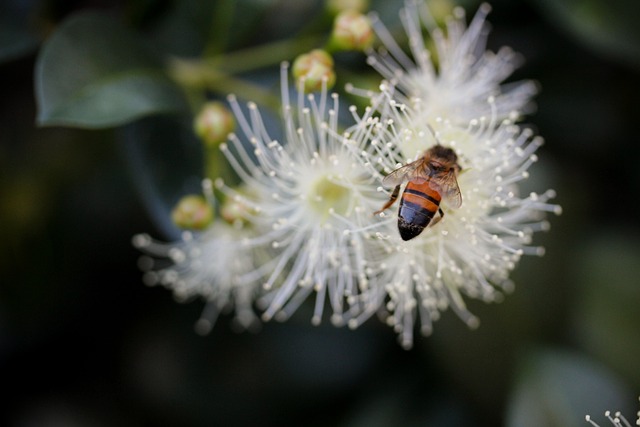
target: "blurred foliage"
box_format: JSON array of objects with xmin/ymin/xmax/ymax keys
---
[
  {"xmin": 0, "ymin": 0, "xmax": 40, "ymax": 62},
  {"xmin": 35, "ymin": 12, "xmax": 188, "ymax": 128},
  {"xmin": 1, "ymin": 0, "xmax": 639, "ymax": 426},
  {"xmin": 505, "ymin": 349, "xmax": 634, "ymax": 427},
  {"xmin": 533, "ymin": 0, "xmax": 640, "ymax": 68},
  {"xmin": 571, "ymin": 233, "xmax": 640, "ymax": 387}
]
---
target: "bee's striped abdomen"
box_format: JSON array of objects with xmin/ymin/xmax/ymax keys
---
[{"xmin": 397, "ymin": 181, "xmax": 441, "ymax": 241}]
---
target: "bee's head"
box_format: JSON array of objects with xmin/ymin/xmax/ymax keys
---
[{"xmin": 427, "ymin": 144, "xmax": 459, "ymax": 165}]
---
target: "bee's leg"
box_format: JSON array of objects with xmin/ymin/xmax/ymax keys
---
[
  {"xmin": 429, "ymin": 208, "xmax": 445, "ymax": 227},
  {"xmin": 373, "ymin": 185, "xmax": 401, "ymax": 215}
]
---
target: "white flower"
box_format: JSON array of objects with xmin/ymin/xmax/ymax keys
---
[
  {"xmin": 337, "ymin": 0, "xmax": 561, "ymax": 348},
  {"xmin": 347, "ymin": 93, "xmax": 561, "ymax": 349},
  {"xmin": 586, "ymin": 397, "xmax": 640, "ymax": 426},
  {"xmin": 132, "ymin": 180, "xmax": 267, "ymax": 333},
  {"xmin": 354, "ymin": 0, "xmax": 538, "ymax": 127},
  {"xmin": 215, "ymin": 63, "xmax": 384, "ymax": 326}
]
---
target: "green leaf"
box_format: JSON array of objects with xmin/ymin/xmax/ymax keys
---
[{"xmin": 35, "ymin": 11, "xmax": 188, "ymax": 128}]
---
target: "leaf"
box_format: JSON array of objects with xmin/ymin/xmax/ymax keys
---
[{"xmin": 35, "ymin": 11, "xmax": 188, "ymax": 128}]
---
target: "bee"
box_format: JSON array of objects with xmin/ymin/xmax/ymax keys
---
[{"xmin": 374, "ymin": 145, "xmax": 462, "ymax": 241}]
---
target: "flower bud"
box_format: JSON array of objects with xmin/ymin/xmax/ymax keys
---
[
  {"xmin": 292, "ymin": 49, "xmax": 336, "ymax": 93},
  {"xmin": 330, "ymin": 10, "xmax": 374, "ymax": 51},
  {"xmin": 326, "ymin": 0, "xmax": 369, "ymax": 15},
  {"xmin": 171, "ymin": 195, "xmax": 213, "ymax": 230},
  {"xmin": 193, "ymin": 101, "xmax": 235, "ymax": 147}
]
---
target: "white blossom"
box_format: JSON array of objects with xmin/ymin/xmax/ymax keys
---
[
  {"xmin": 132, "ymin": 180, "xmax": 267, "ymax": 333},
  {"xmin": 350, "ymin": 0, "xmax": 538, "ymax": 128},
  {"xmin": 335, "ymin": 0, "xmax": 562, "ymax": 348},
  {"xmin": 345, "ymin": 39, "xmax": 560, "ymax": 348},
  {"xmin": 215, "ymin": 63, "xmax": 384, "ymax": 326}
]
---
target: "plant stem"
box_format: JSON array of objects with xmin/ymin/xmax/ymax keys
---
[
  {"xmin": 169, "ymin": 33, "xmax": 324, "ymax": 110},
  {"xmin": 204, "ymin": 35, "xmax": 323, "ymax": 74}
]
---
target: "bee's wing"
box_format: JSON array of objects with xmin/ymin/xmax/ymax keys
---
[
  {"xmin": 381, "ymin": 160, "xmax": 429, "ymax": 188},
  {"xmin": 430, "ymin": 170, "xmax": 462, "ymax": 208}
]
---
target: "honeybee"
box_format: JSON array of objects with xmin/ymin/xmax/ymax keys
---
[{"xmin": 374, "ymin": 145, "xmax": 462, "ymax": 241}]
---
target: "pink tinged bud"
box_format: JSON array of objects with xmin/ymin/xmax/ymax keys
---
[
  {"xmin": 331, "ymin": 10, "xmax": 374, "ymax": 51},
  {"xmin": 291, "ymin": 49, "xmax": 336, "ymax": 93},
  {"xmin": 171, "ymin": 195, "xmax": 213, "ymax": 230},
  {"xmin": 193, "ymin": 102, "xmax": 235, "ymax": 147}
]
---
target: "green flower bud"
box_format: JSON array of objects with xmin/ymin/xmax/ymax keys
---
[
  {"xmin": 171, "ymin": 195, "xmax": 213, "ymax": 230},
  {"xmin": 292, "ymin": 49, "xmax": 336, "ymax": 93},
  {"xmin": 326, "ymin": 0, "xmax": 369, "ymax": 15},
  {"xmin": 193, "ymin": 102, "xmax": 235, "ymax": 147},
  {"xmin": 330, "ymin": 10, "xmax": 374, "ymax": 51}
]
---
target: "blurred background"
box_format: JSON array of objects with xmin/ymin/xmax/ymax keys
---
[{"xmin": 1, "ymin": 0, "xmax": 639, "ymax": 426}]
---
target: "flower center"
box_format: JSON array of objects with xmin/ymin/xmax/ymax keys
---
[{"xmin": 309, "ymin": 176, "xmax": 352, "ymax": 220}]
